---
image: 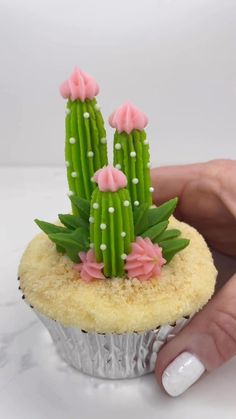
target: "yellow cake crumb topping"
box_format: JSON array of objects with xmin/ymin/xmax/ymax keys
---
[{"xmin": 18, "ymin": 217, "xmax": 217, "ymax": 333}]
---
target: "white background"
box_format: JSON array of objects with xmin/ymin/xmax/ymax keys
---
[
  {"xmin": 0, "ymin": 0, "xmax": 236, "ymax": 167},
  {"xmin": 1, "ymin": 1, "xmax": 236, "ymax": 419}
]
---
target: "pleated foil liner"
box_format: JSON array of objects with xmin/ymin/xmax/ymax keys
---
[{"xmin": 35, "ymin": 310, "xmax": 192, "ymax": 379}]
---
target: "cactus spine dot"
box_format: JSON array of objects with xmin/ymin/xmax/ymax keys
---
[
  {"xmin": 134, "ymin": 200, "xmax": 139, "ymax": 206},
  {"xmin": 100, "ymin": 223, "xmax": 107, "ymax": 230},
  {"xmin": 132, "ymin": 178, "xmax": 139, "ymax": 184},
  {"xmin": 83, "ymin": 112, "xmax": 90, "ymax": 118},
  {"xmin": 69, "ymin": 137, "xmax": 76, "ymax": 144},
  {"xmin": 100, "ymin": 244, "xmax": 107, "ymax": 251},
  {"xmin": 123, "ymin": 200, "xmax": 130, "ymax": 207},
  {"xmin": 92, "ymin": 202, "xmax": 99, "ymax": 209},
  {"xmin": 71, "ymin": 171, "xmax": 78, "ymax": 178},
  {"xmin": 108, "ymin": 207, "xmax": 115, "ymax": 213},
  {"xmin": 149, "ymin": 186, "xmax": 154, "ymax": 192},
  {"xmin": 121, "ymin": 231, "xmax": 126, "ymax": 237},
  {"xmin": 115, "ymin": 143, "xmax": 121, "ymax": 150}
]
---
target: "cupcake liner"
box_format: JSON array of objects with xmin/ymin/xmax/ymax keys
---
[{"xmin": 35, "ymin": 310, "xmax": 192, "ymax": 379}]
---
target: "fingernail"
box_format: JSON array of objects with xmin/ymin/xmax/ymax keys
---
[{"xmin": 162, "ymin": 352, "xmax": 205, "ymax": 397}]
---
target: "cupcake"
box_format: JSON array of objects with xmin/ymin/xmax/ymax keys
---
[{"xmin": 18, "ymin": 68, "xmax": 217, "ymax": 379}]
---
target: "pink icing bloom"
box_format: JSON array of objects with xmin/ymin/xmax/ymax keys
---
[
  {"xmin": 125, "ymin": 237, "xmax": 166, "ymax": 281},
  {"xmin": 74, "ymin": 250, "xmax": 105, "ymax": 282},
  {"xmin": 94, "ymin": 165, "xmax": 127, "ymax": 192},
  {"xmin": 109, "ymin": 102, "xmax": 148, "ymax": 134},
  {"xmin": 59, "ymin": 68, "xmax": 99, "ymax": 102}
]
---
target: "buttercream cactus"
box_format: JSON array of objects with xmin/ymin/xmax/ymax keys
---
[
  {"xmin": 60, "ymin": 68, "xmax": 108, "ymax": 209},
  {"xmin": 109, "ymin": 102, "xmax": 153, "ymax": 209},
  {"xmin": 90, "ymin": 166, "xmax": 134, "ymax": 278}
]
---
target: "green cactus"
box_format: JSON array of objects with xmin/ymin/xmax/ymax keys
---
[
  {"xmin": 113, "ymin": 129, "xmax": 152, "ymax": 209},
  {"xmin": 65, "ymin": 98, "xmax": 108, "ymax": 211},
  {"xmin": 90, "ymin": 187, "xmax": 134, "ymax": 277}
]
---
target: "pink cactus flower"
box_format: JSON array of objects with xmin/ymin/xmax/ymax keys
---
[
  {"xmin": 74, "ymin": 249, "xmax": 105, "ymax": 282},
  {"xmin": 125, "ymin": 237, "xmax": 166, "ymax": 281}
]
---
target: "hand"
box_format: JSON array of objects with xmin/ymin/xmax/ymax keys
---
[{"xmin": 151, "ymin": 159, "xmax": 236, "ymax": 397}]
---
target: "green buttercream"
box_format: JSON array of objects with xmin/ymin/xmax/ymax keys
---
[
  {"xmin": 113, "ymin": 129, "xmax": 152, "ymax": 209},
  {"xmin": 65, "ymin": 98, "xmax": 108, "ymax": 211},
  {"xmin": 90, "ymin": 187, "xmax": 134, "ymax": 278}
]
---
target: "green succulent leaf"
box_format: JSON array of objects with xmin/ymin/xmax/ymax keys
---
[
  {"xmin": 154, "ymin": 228, "xmax": 181, "ymax": 243},
  {"xmin": 135, "ymin": 198, "xmax": 178, "ymax": 235},
  {"xmin": 133, "ymin": 203, "xmax": 149, "ymax": 235},
  {"xmin": 48, "ymin": 227, "xmax": 90, "ymax": 263},
  {"xmin": 160, "ymin": 238, "xmax": 190, "ymax": 263},
  {"xmin": 69, "ymin": 196, "xmax": 90, "ymax": 222},
  {"xmin": 34, "ymin": 219, "xmax": 71, "ymax": 235},
  {"xmin": 141, "ymin": 220, "xmax": 169, "ymax": 241},
  {"xmin": 58, "ymin": 214, "xmax": 89, "ymax": 230}
]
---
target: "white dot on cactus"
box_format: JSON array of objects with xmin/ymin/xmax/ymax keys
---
[
  {"xmin": 100, "ymin": 223, "xmax": 107, "ymax": 230},
  {"xmin": 90, "ymin": 176, "xmax": 95, "ymax": 182},
  {"xmin": 144, "ymin": 139, "xmax": 149, "ymax": 145},
  {"xmin": 92, "ymin": 202, "xmax": 99, "ymax": 209},
  {"xmin": 121, "ymin": 231, "xmax": 126, "ymax": 238},
  {"xmin": 67, "ymin": 190, "xmax": 74, "ymax": 197},
  {"xmin": 121, "ymin": 253, "xmax": 127, "ymax": 260},
  {"xmin": 100, "ymin": 137, "xmax": 107, "ymax": 144},
  {"xmin": 150, "ymin": 205, "xmax": 156, "ymax": 209},
  {"xmin": 71, "ymin": 171, "xmax": 78, "ymax": 178},
  {"xmin": 65, "ymin": 161, "xmax": 70, "ymax": 168},
  {"xmin": 134, "ymin": 201, "xmax": 139, "ymax": 207},
  {"xmin": 115, "ymin": 143, "xmax": 121, "ymax": 150},
  {"xmin": 132, "ymin": 178, "xmax": 139, "ymax": 184},
  {"xmin": 130, "ymin": 151, "xmax": 136, "ymax": 157},
  {"xmin": 115, "ymin": 164, "xmax": 121, "ymax": 170},
  {"xmin": 83, "ymin": 112, "xmax": 90, "ymax": 119},
  {"xmin": 100, "ymin": 244, "xmax": 107, "ymax": 251},
  {"xmin": 123, "ymin": 200, "xmax": 130, "ymax": 207},
  {"xmin": 87, "ymin": 151, "xmax": 94, "ymax": 157},
  {"xmin": 108, "ymin": 207, "xmax": 115, "ymax": 213},
  {"xmin": 94, "ymin": 103, "xmax": 101, "ymax": 111},
  {"xmin": 65, "ymin": 108, "xmax": 71, "ymax": 115},
  {"xmin": 149, "ymin": 186, "xmax": 155, "ymax": 192},
  {"xmin": 69, "ymin": 137, "xmax": 76, "ymax": 144},
  {"xmin": 89, "ymin": 243, "xmax": 94, "ymax": 249},
  {"xmin": 89, "ymin": 216, "xmax": 94, "ymax": 223},
  {"xmin": 147, "ymin": 162, "xmax": 151, "ymax": 168}
]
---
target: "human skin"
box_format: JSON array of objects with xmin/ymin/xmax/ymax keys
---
[{"xmin": 151, "ymin": 159, "xmax": 236, "ymax": 396}]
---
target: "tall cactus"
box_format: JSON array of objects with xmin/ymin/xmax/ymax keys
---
[
  {"xmin": 90, "ymin": 166, "xmax": 134, "ymax": 278},
  {"xmin": 109, "ymin": 102, "xmax": 153, "ymax": 210},
  {"xmin": 60, "ymin": 68, "xmax": 108, "ymax": 212}
]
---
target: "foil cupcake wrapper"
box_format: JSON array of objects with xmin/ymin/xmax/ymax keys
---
[{"xmin": 35, "ymin": 310, "xmax": 192, "ymax": 379}]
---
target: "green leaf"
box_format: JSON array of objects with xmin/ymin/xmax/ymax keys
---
[
  {"xmin": 58, "ymin": 214, "xmax": 89, "ymax": 230},
  {"xmin": 34, "ymin": 219, "xmax": 71, "ymax": 235},
  {"xmin": 135, "ymin": 198, "xmax": 178, "ymax": 235},
  {"xmin": 154, "ymin": 228, "xmax": 181, "ymax": 243},
  {"xmin": 133, "ymin": 203, "xmax": 149, "ymax": 235},
  {"xmin": 160, "ymin": 238, "xmax": 190, "ymax": 263},
  {"xmin": 49, "ymin": 227, "xmax": 90, "ymax": 263},
  {"xmin": 141, "ymin": 220, "xmax": 169, "ymax": 240},
  {"xmin": 69, "ymin": 196, "xmax": 90, "ymax": 221}
]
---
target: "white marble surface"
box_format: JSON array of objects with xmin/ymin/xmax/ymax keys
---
[{"xmin": 1, "ymin": 167, "xmax": 236, "ymax": 419}]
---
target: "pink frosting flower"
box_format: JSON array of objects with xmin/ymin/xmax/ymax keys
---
[
  {"xmin": 94, "ymin": 165, "xmax": 127, "ymax": 192},
  {"xmin": 59, "ymin": 68, "xmax": 99, "ymax": 102},
  {"xmin": 125, "ymin": 237, "xmax": 166, "ymax": 281},
  {"xmin": 74, "ymin": 250, "xmax": 105, "ymax": 282},
  {"xmin": 109, "ymin": 102, "xmax": 148, "ymax": 134}
]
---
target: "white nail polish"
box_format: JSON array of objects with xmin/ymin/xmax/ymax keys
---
[{"xmin": 162, "ymin": 352, "xmax": 205, "ymax": 397}]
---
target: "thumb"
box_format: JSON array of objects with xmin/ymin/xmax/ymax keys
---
[{"xmin": 155, "ymin": 273, "xmax": 236, "ymax": 397}]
